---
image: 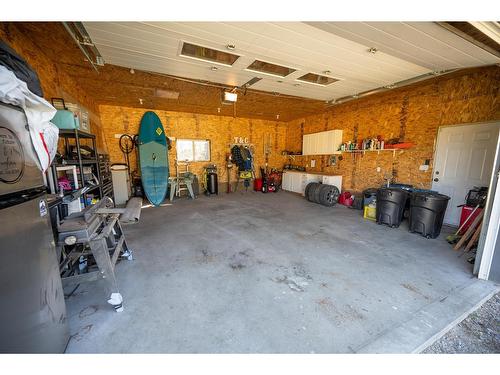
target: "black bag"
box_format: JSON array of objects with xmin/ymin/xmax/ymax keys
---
[
  {"xmin": 0, "ymin": 40, "xmax": 43, "ymax": 97},
  {"xmin": 466, "ymin": 187, "xmax": 488, "ymax": 207}
]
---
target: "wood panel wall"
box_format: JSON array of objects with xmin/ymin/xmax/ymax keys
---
[
  {"xmin": 0, "ymin": 22, "xmax": 107, "ymax": 149},
  {"xmin": 99, "ymin": 105, "xmax": 287, "ymax": 184},
  {"xmin": 285, "ymin": 66, "xmax": 500, "ymax": 192}
]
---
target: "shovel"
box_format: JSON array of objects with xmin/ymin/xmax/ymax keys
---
[{"xmin": 446, "ymin": 204, "xmax": 480, "ymax": 244}]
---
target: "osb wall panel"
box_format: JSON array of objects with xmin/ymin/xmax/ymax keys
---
[
  {"xmin": 0, "ymin": 22, "xmax": 107, "ymax": 150},
  {"xmin": 99, "ymin": 105, "xmax": 287, "ymax": 183},
  {"xmin": 286, "ymin": 66, "xmax": 500, "ymax": 192}
]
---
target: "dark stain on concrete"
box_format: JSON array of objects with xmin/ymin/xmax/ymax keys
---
[
  {"xmin": 401, "ymin": 283, "xmax": 431, "ymax": 300},
  {"xmin": 79, "ymin": 305, "xmax": 98, "ymax": 319}
]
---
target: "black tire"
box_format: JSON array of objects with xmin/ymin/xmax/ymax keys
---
[
  {"xmin": 304, "ymin": 182, "xmax": 315, "ymax": 199},
  {"xmin": 307, "ymin": 182, "xmax": 319, "ymax": 202},
  {"xmin": 319, "ymin": 184, "xmax": 340, "ymax": 207},
  {"xmin": 312, "ymin": 183, "xmax": 322, "ymax": 203}
]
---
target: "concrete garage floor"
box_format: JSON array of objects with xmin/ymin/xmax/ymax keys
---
[{"xmin": 64, "ymin": 191, "xmax": 499, "ymax": 353}]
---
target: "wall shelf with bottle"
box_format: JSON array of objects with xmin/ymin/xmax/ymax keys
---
[{"xmin": 341, "ymin": 149, "xmax": 398, "ymax": 156}]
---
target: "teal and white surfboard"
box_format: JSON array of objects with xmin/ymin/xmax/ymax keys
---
[{"xmin": 138, "ymin": 111, "xmax": 169, "ymax": 206}]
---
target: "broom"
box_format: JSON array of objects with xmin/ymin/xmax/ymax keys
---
[{"xmin": 446, "ymin": 204, "xmax": 480, "ymax": 244}]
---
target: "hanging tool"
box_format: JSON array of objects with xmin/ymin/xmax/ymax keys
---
[
  {"xmin": 119, "ymin": 134, "xmax": 135, "ymax": 181},
  {"xmin": 226, "ymin": 153, "xmax": 233, "ymax": 193}
]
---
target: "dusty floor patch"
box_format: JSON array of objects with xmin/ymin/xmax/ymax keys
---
[
  {"xmin": 229, "ymin": 250, "xmax": 252, "ymax": 270},
  {"xmin": 423, "ymin": 292, "xmax": 500, "ymax": 353}
]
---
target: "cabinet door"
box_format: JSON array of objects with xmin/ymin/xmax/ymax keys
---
[
  {"xmin": 302, "ymin": 134, "xmax": 311, "ymax": 155},
  {"xmin": 324, "ymin": 130, "xmax": 335, "ymax": 154},
  {"xmin": 333, "ymin": 130, "xmax": 343, "ymax": 154},
  {"xmin": 311, "ymin": 133, "xmax": 320, "ymax": 155},
  {"xmin": 315, "ymin": 132, "xmax": 325, "ymax": 155},
  {"xmin": 282, "ymin": 172, "xmax": 291, "ymax": 191},
  {"xmin": 293, "ymin": 173, "xmax": 304, "ymax": 193}
]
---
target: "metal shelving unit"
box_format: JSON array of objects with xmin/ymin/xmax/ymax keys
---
[{"xmin": 48, "ymin": 129, "xmax": 103, "ymax": 208}]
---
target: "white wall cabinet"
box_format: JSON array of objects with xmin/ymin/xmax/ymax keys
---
[
  {"xmin": 302, "ymin": 129, "xmax": 342, "ymax": 155},
  {"xmin": 282, "ymin": 171, "xmax": 342, "ymax": 196}
]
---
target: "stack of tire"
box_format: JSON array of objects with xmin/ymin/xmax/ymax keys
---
[{"xmin": 305, "ymin": 182, "xmax": 340, "ymax": 207}]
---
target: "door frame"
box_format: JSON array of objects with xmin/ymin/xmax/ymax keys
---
[{"xmin": 476, "ymin": 134, "xmax": 500, "ymax": 280}]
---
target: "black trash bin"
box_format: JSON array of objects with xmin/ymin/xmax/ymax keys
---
[
  {"xmin": 409, "ymin": 192, "xmax": 450, "ymax": 239},
  {"xmin": 376, "ymin": 188, "xmax": 409, "ymax": 228}
]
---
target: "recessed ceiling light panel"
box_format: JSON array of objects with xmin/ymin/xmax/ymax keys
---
[
  {"xmin": 180, "ymin": 42, "xmax": 240, "ymax": 66},
  {"xmin": 296, "ymin": 73, "xmax": 339, "ymax": 86},
  {"xmin": 246, "ymin": 60, "xmax": 296, "ymax": 77}
]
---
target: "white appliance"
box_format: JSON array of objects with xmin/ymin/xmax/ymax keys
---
[{"xmin": 111, "ymin": 164, "xmax": 131, "ymax": 205}]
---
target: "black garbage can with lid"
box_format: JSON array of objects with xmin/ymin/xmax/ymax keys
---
[
  {"xmin": 376, "ymin": 188, "xmax": 409, "ymax": 228},
  {"xmin": 409, "ymin": 192, "xmax": 450, "ymax": 239}
]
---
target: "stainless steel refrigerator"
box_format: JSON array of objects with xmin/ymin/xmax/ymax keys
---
[{"xmin": 0, "ymin": 102, "xmax": 69, "ymax": 353}]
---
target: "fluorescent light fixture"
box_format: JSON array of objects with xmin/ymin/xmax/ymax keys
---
[
  {"xmin": 155, "ymin": 89, "xmax": 180, "ymax": 100},
  {"xmin": 222, "ymin": 91, "xmax": 237, "ymax": 104},
  {"xmin": 296, "ymin": 73, "xmax": 339, "ymax": 86},
  {"xmin": 246, "ymin": 60, "xmax": 296, "ymax": 77},
  {"xmin": 180, "ymin": 42, "xmax": 240, "ymax": 66}
]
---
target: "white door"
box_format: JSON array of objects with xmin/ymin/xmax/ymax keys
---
[{"xmin": 432, "ymin": 122, "xmax": 500, "ymax": 226}]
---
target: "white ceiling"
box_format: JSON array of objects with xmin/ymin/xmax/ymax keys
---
[{"xmin": 83, "ymin": 22, "xmax": 500, "ymax": 102}]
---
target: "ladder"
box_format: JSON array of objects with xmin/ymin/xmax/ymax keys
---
[
  {"xmin": 175, "ymin": 160, "xmax": 190, "ymax": 197},
  {"xmin": 169, "ymin": 160, "xmax": 195, "ymax": 201}
]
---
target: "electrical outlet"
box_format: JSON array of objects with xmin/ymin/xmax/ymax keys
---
[
  {"xmin": 419, "ymin": 165, "xmax": 429, "ymax": 171},
  {"xmin": 376, "ymin": 167, "xmax": 381, "ymax": 172}
]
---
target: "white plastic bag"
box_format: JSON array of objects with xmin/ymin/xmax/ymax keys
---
[{"xmin": 0, "ymin": 65, "xmax": 59, "ymax": 172}]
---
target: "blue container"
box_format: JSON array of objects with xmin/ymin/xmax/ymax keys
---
[
  {"xmin": 51, "ymin": 110, "xmax": 79, "ymax": 130},
  {"xmin": 363, "ymin": 188, "xmax": 378, "ymax": 208}
]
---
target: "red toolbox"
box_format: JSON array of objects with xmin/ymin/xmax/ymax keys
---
[{"xmin": 459, "ymin": 205, "xmax": 483, "ymax": 234}]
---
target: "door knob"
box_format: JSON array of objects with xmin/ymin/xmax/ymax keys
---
[{"xmin": 434, "ymin": 178, "xmax": 439, "ymax": 182}]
